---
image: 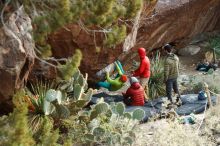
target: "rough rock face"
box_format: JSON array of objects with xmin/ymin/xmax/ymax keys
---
[
  {"xmin": 49, "ymin": 25, "xmax": 124, "ymax": 84},
  {"xmin": 48, "ymin": 0, "xmax": 220, "ymax": 84},
  {"xmin": 178, "ymin": 45, "xmax": 201, "ymax": 56},
  {"xmin": 136, "ymin": 0, "xmax": 220, "ymax": 49},
  {"xmin": 0, "ymin": 7, "xmax": 35, "ymax": 113}
]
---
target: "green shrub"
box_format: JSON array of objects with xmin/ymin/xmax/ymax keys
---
[{"xmin": 0, "ymin": 91, "xmax": 35, "ymax": 146}]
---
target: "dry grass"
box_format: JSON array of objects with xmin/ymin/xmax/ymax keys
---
[
  {"xmin": 134, "ymin": 103, "xmax": 220, "ymax": 146},
  {"xmin": 134, "ymin": 118, "xmax": 214, "ymax": 146},
  {"xmin": 203, "ymin": 104, "xmax": 220, "ymax": 145}
]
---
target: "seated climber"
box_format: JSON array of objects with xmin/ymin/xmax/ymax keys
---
[
  {"xmin": 122, "ymin": 77, "xmax": 145, "ymax": 106},
  {"xmin": 97, "ymin": 61, "xmax": 127, "ymax": 91}
]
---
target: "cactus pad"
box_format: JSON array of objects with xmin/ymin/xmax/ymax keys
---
[
  {"xmin": 94, "ymin": 102, "xmax": 109, "ymax": 114},
  {"xmin": 123, "ymin": 112, "xmax": 132, "ymax": 119},
  {"xmin": 92, "ymin": 127, "xmax": 105, "ymax": 136},
  {"xmin": 115, "ymin": 102, "xmax": 125, "ymax": 116},
  {"xmin": 132, "ymin": 108, "xmax": 145, "ymax": 121}
]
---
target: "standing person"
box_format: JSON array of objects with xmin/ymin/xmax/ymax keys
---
[
  {"xmin": 122, "ymin": 77, "xmax": 145, "ymax": 106},
  {"xmin": 163, "ymin": 44, "xmax": 181, "ymax": 103},
  {"xmin": 133, "ymin": 48, "xmax": 151, "ymax": 101}
]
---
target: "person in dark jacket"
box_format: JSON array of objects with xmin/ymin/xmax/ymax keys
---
[
  {"xmin": 122, "ymin": 77, "xmax": 145, "ymax": 106},
  {"xmin": 133, "ymin": 48, "xmax": 151, "ymax": 101},
  {"xmin": 164, "ymin": 44, "xmax": 181, "ymax": 103}
]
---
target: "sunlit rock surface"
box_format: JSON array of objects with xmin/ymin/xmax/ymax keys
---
[{"xmin": 0, "ymin": 7, "xmax": 35, "ymax": 113}]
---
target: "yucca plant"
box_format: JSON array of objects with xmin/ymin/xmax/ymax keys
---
[
  {"xmin": 24, "ymin": 69, "xmax": 94, "ymax": 134},
  {"xmin": 149, "ymin": 51, "xmax": 166, "ymax": 99},
  {"xmin": 23, "ymin": 80, "xmax": 68, "ymax": 134},
  {"xmin": 25, "ymin": 81, "xmax": 54, "ymax": 115}
]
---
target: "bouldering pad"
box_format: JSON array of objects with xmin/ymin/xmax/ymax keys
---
[{"xmin": 91, "ymin": 93, "xmax": 217, "ymax": 121}]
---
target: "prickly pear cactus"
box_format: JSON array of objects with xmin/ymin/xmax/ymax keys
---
[
  {"xmin": 90, "ymin": 102, "xmax": 109, "ymax": 120},
  {"xmin": 73, "ymin": 84, "xmax": 83, "ymax": 100},
  {"xmin": 123, "ymin": 112, "xmax": 132, "ymax": 119},
  {"xmin": 59, "ymin": 69, "xmax": 94, "ymax": 112},
  {"xmin": 115, "ymin": 102, "xmax": 125, "ymax": 116},
  {"xmin": 92, "ymin": 127, "xmax": 106, "ymax": 137},
  {"xmin": 84, "ymin": 134, "xmax": 95, "ymax": 142},
  {"xmin": 132, "ymin": 108, "xmax": 145, "ymax": 121},
  {"xmin": 44, "ymin": 89, "xmax": 63, "ymax": 115},
  {"xmin": 90, "ymin": 110, "xmax": 99, "ymax": 120},
  {"xmin": 70, "ymin": 71, "xmax": 94, "ymax": 103},
  {"xmin": 43, "ymin": 100, "xmax": 53, "ymax": 115},
  {"xmin": 81, "ymin": 88, "xmax": 93, "ymax": 101},
  {"xmin": 72, "ymin": 69, "xmax": 88, "ymax": 91},
  {"xmin": 54, "ymin": 104, "xmax": 70, "ymax": 119},
  {"xmin": 94, "ymin": 102, "xmax": 109, "ymax": 114},
  {"xmin": 45, "ymin": 89, "xmax": 62, "ymax": 104}
]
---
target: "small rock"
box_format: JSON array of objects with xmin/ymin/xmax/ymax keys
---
[{"xmin": 178, "ymin": 45, "xmax": 201, "ymax": 56}]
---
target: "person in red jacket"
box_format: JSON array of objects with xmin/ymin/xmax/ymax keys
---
[
  {"xmin": 122, "ymin": 77, "xmax": 145, "ymax": 106},
  {"xmin": 133, "ymin": 48, "xmax": 151, "ymax": 101}
]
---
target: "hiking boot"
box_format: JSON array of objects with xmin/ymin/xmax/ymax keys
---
[{"xmin": 175, "ymin": 98, "xmax": 182, "ymax": 107}]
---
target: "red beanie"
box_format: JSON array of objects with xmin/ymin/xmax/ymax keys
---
[{"xmin": 120, "ymin": 75, "xmax": 127, "ymax": 82}]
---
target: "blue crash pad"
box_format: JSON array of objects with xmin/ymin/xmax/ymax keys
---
[
  {"xmin": 91, "ymin": 93, "xmax": 217, "ymax": 121},
  {"xmin": 90, "ymin": 92, "xmax": 124, "ymax": 104}
]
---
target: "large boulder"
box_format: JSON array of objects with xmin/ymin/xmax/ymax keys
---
[
  {"xmin": 178, "ymin": 45, "xmax": 201, "ymax": 56},
  {"xmin": 0, "ymin": 7, "xmax": 35, "ymax": 113},
  {"xmin": 48, "ymin": 0, "xmax": 220, "ymax": 84},
  {"xmin": 49, "ymin": 24, "xmax": 124, "ymax": 84},
  {"xmin": 136, "ymin": 0, "xmax": 220, "ymax": 49},
  {"xmin": 48, "ymin": 2, "xmax": 157, "ymax": 85}
]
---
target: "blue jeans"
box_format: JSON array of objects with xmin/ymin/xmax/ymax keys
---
[{"xmin": 166, "ymin": 78, "xmax": 180, "ymax": 102}]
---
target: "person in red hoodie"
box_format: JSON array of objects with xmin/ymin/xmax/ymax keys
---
[
  {"xmin": 133, "ymin": 48, "xmax": 151, "ymax": 101},
  {"xmin": 122, "ymin": 77, "xmax": 145, "ymax": 106}
]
